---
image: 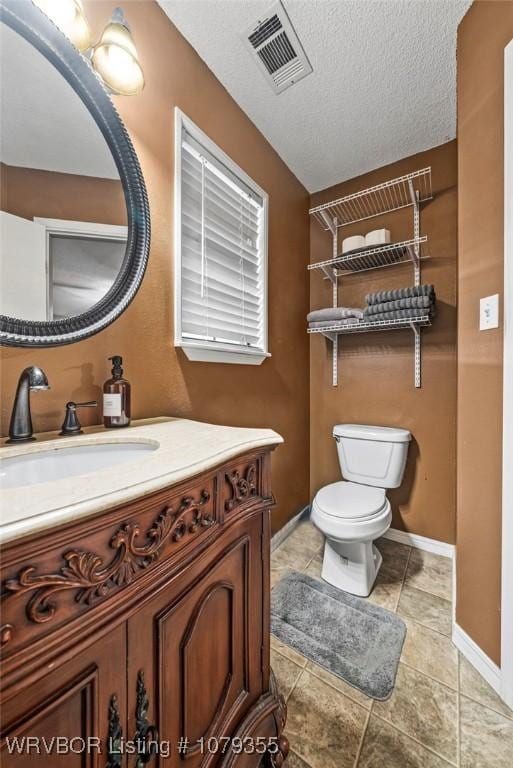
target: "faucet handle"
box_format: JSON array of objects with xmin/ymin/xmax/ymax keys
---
[{"xmin": 59, "ymin": 401, "xmax": 98, "ymax": 436}]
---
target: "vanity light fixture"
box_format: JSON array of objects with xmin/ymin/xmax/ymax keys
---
[
  {"xmin": 33, "ymin": 1, "xmax": 144, "ymax": 95},
  {"xmin": 33, "ymin": 0, "xmax": 92, "ymax": 52},
  {"xmin": 91, "ymin": 8, "xmax": 145, "ymax": 96}
]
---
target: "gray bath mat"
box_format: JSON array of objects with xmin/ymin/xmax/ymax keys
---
[{"xmin": 271, "ymin": 572, "xmax": 406, "ymax": 700}]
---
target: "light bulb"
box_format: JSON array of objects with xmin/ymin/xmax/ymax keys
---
[
  {"xmin": 91, "ymin": 8, "xmax": 144, "ymax": 96},
  {"xmin": 33, "ymin": 0, "xmax": 92, "ymax": 52}
]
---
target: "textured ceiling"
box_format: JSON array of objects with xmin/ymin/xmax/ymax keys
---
[{"xmin": 158, "ymin": 0, "xmax": 471, "ymax": 192}]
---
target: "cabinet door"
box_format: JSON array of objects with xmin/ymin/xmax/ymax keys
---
[
  {"xmin": 127, "ymin": 515, "xmax": 264, "ymax": 768},
  {"xmin": 0, "ymin": 624, "xmax": 127, "ymax": 768}
]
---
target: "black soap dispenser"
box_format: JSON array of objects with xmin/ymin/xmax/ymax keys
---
[{"xmin": 103, "ymin": 356, "xmax": 131, "ymax": 428}]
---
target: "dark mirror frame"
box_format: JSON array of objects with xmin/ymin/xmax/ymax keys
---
[{"xmin": 0, "ymin": 0, "xmax": 150, "ymax": 347}]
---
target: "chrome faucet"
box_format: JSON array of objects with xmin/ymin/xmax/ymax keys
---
[{"xmin": 7, "ymin": 367, "xmax": 50, "ymax": 443}]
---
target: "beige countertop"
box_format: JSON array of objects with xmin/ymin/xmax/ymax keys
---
[{"xmin": 0, "ymin": 417, "xmax": 283, "ymax": 545}]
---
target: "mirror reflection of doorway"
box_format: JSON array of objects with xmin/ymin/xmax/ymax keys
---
[
  {"xmin": 48, "ymin": 234, "xmax": 126, "ymax": 320},
  {"xmin": 44, "ymin": 226, "xmax": 127, "ymax": 320},
  {"xmin": 0, "ymin": 214, "xmax": 127, "ymax": 321}
]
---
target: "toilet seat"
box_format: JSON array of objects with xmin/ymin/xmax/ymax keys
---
[
  {"xmin": 314, "ymin": 481, "xmax": 387, "ymax": 521},
  {"xmin": 311, "ymin": 481, "xmax": 392, "ymax": 544}
]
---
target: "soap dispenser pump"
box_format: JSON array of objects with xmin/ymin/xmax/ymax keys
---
[{"xmin": 103, "ymin": 355, "xmax": 131, "ymax": 428}]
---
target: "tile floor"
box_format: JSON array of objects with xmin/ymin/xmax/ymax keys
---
[{"xmin": 270, "ymin": 520, "xmax": 513, "ymax": 768}]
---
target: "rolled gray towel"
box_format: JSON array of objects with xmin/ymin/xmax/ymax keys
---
[
  {"xmin": 364, "ymin": 295, "xmax": 434, "ymax": 315},
  {"xmin": 365, "ymin": 284, "xmax": 435, "ymax": 306},
  {"xmin": 307, "ymin": 307, "xmax": 364, "ymax": 322},
  {"xmin": 366, "ymin": 307, "xmax": 436, "ymax": 322},
  {"xmin": 309, "ymin": 318, "xmax": 363, "ymax": 329}
]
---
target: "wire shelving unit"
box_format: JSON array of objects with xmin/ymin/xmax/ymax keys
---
[
  {"xmin": 309, "ymin": 168, "xmax": 432, "ymax": 230},
  {"xmin": 308, "ymin": 167, "xmax": 433, "ymax": 387},
  {"xmin": 308, "ymin": 236, "xmax": 429, "ymax": 282},
  {"xmin": 307, "ymin": 315, "xmax": 431, "ymax": 336}
]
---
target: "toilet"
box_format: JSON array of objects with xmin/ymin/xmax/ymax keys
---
[{"xmin": 311, "ymin": 424, "xmax": 411, "ymax": 597}]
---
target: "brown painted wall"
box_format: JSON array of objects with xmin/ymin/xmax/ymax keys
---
[
  {"xmin": 310, "ymin": 141, "xmax": 458, "ymax": 543},
  {"xmin": 456, "ymin": 0, "xmax": 513, "ymax": 665},
  {"xmin": 0, "ymin": 0, "xmax": 310, "ymax": 532},
  {"xmin": 0, "ymin": 163, "xmax": 126, "ymax": 224}
]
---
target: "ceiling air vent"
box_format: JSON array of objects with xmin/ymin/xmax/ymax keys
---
[{"xmin": 243, "ymin": 1, "xmax": 312, "ymax": 94}]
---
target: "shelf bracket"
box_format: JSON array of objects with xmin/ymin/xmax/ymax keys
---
[
  {"xmin": 320, "ymin": 211, "xmax": 337, "ymax": 236},
  {"xmin": 407, "ymin": 179, "xmax": 419, "ymax": 211},
  {"xmin": 409, "ymin": 322, "xmax": 421, "ymax": 388},
  {"xmin": 320, "ymin": 265, "xmax": 337, "ymax": 284},
  {"xmin": 406, "ymin": 243, "xmax": 419, "ymax": 269}
]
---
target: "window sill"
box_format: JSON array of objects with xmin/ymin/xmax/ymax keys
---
[{"xmin": 179, "ymin": 343, "xmax": 270, "ymax": 365}]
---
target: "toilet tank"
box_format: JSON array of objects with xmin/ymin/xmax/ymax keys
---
[{"xmin": 333, "ymin": 424, "xmax": 411, "ymax": 488}]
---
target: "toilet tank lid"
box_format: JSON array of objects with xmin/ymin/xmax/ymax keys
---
[{"xmin": 333, "ymin": 424, "xmax": 411, "ymax": 443}]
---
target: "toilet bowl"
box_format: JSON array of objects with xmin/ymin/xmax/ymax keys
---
[{"xmin": 311, "ymin": 424, "xmax": 411, "ymax": 597}]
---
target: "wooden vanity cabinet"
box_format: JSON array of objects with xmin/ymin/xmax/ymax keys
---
[
  {"xmin": 0, "ymin": 448, "xmax": 288, "ymax": 767},
  {"xmin": 1, "ymin": 623, "xmax": 127, "ymax": 768}
]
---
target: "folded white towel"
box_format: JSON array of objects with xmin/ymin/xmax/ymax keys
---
[{"xmin": 307, "ymin": 307, "xmax": 364, "ymax": 322}]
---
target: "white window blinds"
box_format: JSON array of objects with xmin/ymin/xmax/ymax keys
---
[{"xmin": 179, "ymin": 126, "xmax": 267, "ymax": 354}]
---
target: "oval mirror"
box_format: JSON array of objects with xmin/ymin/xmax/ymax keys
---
[{"xmin": 0, "ymin": 0, "xmax": 150, "ymax": 347}]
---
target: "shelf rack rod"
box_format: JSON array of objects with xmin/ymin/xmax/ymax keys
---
[
  {"xmin": 408, "ymin": 182, "xmax": 422, "ymax": 387},
  {"xmin": 331, "ymin": 217, "xmax": 338, "ymax": 386},
  {"xmin": 408, "ymin": 183, "xmax": 421, "ymax": 285},
  {"xmin": 410, "ymin": 322, "xmax": 422, "ymax": 388}
]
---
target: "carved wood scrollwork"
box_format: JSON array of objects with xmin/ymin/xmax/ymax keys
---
[
  {"xmin": 265, "ymin": 735, "xmax": 289, "ymax": 768},
  {"xmin": 0, "ymin": 623, "xmax": 14, "ymax": 646},
  {"xmin": 264, "ymin": 671, "xmax": 289, "ymax": 768},
  {"xmin": 2, "ymin": 490, "xmax": 211, "ymax": 635},
  {"xmin": 224, "ymin": 464, "xmax": 258, "ymax": 512}
]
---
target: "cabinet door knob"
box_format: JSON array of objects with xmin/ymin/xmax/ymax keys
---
[
  {"xmin": 134, "ymin": 670, "xmax": 159, "ymax": 767},
  {"xmin": 106, "ymin": 694, "xmax": 123, "ymax": 768}
]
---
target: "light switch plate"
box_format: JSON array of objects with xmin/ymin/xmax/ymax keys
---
[{"xmin": 480, "ymin": 294, "xmax": 500, "ymax": 330}]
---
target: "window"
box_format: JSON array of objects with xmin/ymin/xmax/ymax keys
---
[{"xmin": 174, "ymin": 109, "xmax": 269, "ymax": 364}]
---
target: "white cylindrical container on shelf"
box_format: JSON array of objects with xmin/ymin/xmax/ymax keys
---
[
  {"xmin": 365, "ymin": 229, "xmax": 391, "ymax": 246},
  {"xmin": 342, "ymin": 235, "xmax": 365, "ymax": 253}
]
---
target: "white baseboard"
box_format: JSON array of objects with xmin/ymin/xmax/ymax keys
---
[
  {"xmin": 275, "ymin": 515, "xmax": 456, "ymax": 559},
  {"xmin": 383, "ymin": 528, "xmax": 455, "ymax": 559},
  {"xmin": 271, "ymin": 506, "xmax": 309, "ymax": 552},
  {"xmin": 452, "ymin": 621, "xmax": 502, "ymax": 697}
]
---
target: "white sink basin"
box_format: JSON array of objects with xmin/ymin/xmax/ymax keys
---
[{"xmin": 0, "ymin": 441, "xmax": 159, "ymax": 490}]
